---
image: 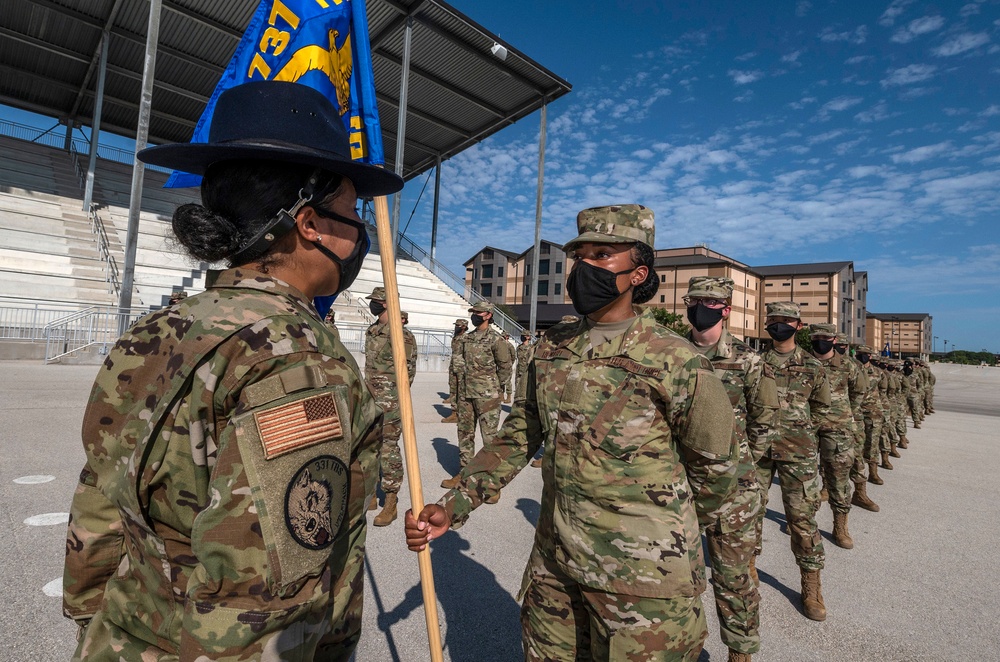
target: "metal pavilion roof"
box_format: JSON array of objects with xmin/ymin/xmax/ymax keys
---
[{"xmin": 0, "ymin": 0, "xmax": 572, "ymax": 181}]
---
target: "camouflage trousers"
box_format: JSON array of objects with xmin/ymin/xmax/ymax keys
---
[
  {"xmin": 448, "ymin": 370, "xmax": 458, "ymax": 400},
  {"xmin": 924, "ymin": 390, "xmax": 933, "ymax": 412},
  {"xmin": 703, "ymin": 444, "xmax": 761, "ymax": 655},
  {"xmin": 862, "ymin": 414, "xmax": 883, "ymax": 464},
  {"xmin": 456, "ymin": 395, "xmax": 501, "ymax": 469},
  {"xmin": 893, "ymin": 402, "xmax": 908, "ymax": 439},
  {"xmin": 848, "ymin": 420, "xmax": 867, "ymax": 484},
  {"xmin": 820, "ymin": 443, "xmax": 855, "ymax": 516},
  {"xmin": 520, "ymin": 552, "xmax": 708, "ymax": 661},
  {"xmin": 907, "ymin": 395, "xmax": 923, "ymax": 425},
  {"xmin": 754, "ymin": 456, "xmax": 824, "ymax": 571},
  {"xmin": 370, "ymin": 379, "xmax": 403, "ymax": 494},
  {"xmin": 880, "ymin": 404, "xmax": 898, "ymax": 451}
]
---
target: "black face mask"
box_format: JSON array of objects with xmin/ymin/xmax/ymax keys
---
[
  {"xmin": 835, "ymin": 345, "xmax": 847, "ymax": 355},
  {"xmin": 904, "ymin": 366, "xmax": 914, "ymax": 376},
  {"xmin": 566, "ymin": 261, "xmax": 634, "ymax": 316},
  {"xmin": 312, "ymin": 208, "xmax": 370, "ymax": 296},
  {"xmin": 686, "ymin": 303, "xmax": 725, "ymax": 332},
  {"xmin": 858, "ymin": 354, "xmax": 870, "ymax": 364},
  {"xmin": 811, "ymin": 339, "xmax": 835, "ymax": 355},
  {"xmin": 766, "ymin": 322, "xmax": 797, "ymax": 342},
  {"xmin": 369, "ymin": 300, "xmax": 385, "ymax": 316},
  {"xmin": 453, "ymin": 326, "xmax": 464, "ymax": 337},
  {"xmin": 471, "ymin": 314, "xmax": 486, "ymax": 328}
]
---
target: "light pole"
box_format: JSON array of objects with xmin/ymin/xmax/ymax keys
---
[
  {"xmin": 933, "ymin": 335, "xmax": 938, "ymax": 355},
  {"xmin": 944, "ymin": 339, "xmax": 949, "ymax": 354}
]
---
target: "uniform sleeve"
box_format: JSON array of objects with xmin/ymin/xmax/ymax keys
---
[
  {"xmin": 494, "ymin": 336, "xmax": 514, "ymax": 389},
  {"xmin": 809, "ymin": 365, "xmax": 834, "ymax": 451},
  {"xmin": 744, "ymin": 354, "xmax": 778, "ymax": 461},
  {"xmin": 439, "ymin": 359, "xmax": 543, "ymax": 528},
  {"xmin": 63, "ymin": 462, "xmax": 123, "ymax": 630},
  {"xmin": 405, "ymin": 330, "xmax": 418, "ymax": 385},
  {"xmin": 669, "ymin": 355, "xmax": 740, "ymax": 528},
  {"xmin": 178, "ymin": 353, "xmax": 382, "ymax": 660}
]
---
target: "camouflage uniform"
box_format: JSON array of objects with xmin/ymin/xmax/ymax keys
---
[
  {"xmin": 875, "ymin": 360, "xmax": 898, "ymax": 455},
  {"xmin": 514, "ymin": 337, "xmax": 535, "ymax": 403},
  {"xmin": 438, "ymin": 206, "xmax": 740, "ymax": 661},
  {"xmin": 499, "ymin": 334, "xmax": 516, "ymax": 401},
  {"xmin": 364, "ymin": 288, "xmax": 417, "ymax": 495},
  {"xmin": 904, "ymin": 362, "xmax": 924, "ymax": 427},
  {"xmin": 809, "ymin": 325, "xmax": 859, "ymax": 522},
  {"xmin": 685, "ymin": 277, "xmax": 777, "ymax": 656},
  {"xmin": 63, "ymin": 269, "xmax": 382, "ymax": 661},
  {"xmin": 447, "ymin": 319, "xmax": 468, "ymax": 403},
  {"xmin": 855, "ymin": 346, "xmax": 886, "ymax": 483},
  {"xmin": 325, "ymin": 309, "xmax": 341, "ymax": 345},
  {"xmin": 453, "ymin": 302, "xmax": 513, "ymax": 469},
  {"xmin": 923, "ymin": 363, "xmax": 936, "ymax": 413},
  {"xmin": 755, "ymin": 304, "xmax": 832, "ymax": 572}
]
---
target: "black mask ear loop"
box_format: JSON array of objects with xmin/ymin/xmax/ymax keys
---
[{"xmin": 228, "ymin": 170, "xmax": 322, "ymax": 267}]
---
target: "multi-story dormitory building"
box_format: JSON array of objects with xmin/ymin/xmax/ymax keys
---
[{"xmin": 464, "ymin": 243, "xmax": 931, "ymax": 358}]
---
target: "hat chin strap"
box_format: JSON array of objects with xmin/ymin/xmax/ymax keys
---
[{"xmin": 228, "ymin": 170, "xmax": 322, "ymax": 267}]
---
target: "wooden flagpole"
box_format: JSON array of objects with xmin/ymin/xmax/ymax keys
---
[{"xmin": 372, "ymin": 193, "xmax": 444, "ymax": 662}]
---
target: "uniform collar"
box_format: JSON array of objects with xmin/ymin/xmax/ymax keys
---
[{"xmin": 210, "ymin": 267, "xmax": 319, "ymax": 319}]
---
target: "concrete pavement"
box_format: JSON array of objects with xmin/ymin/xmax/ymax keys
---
[{"xmin": 1, "ymin": 360, "xmax": 997, "ymax": 661}]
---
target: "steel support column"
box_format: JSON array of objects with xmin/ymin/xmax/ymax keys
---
[
  {"xmin": 430, "ymin": 155, "xmax": 441, "ymax": 262},
  {"xmin": 528, "ymin": 102, "xmax": 547, "ymax": 334},
  {"xmin": 390, "ymin": 16, "xmax": 413, "ymax": 254},
  {"xmin": 119, "ymin": 0, "xmax": 161, "ymax": 314},
  {"xmin": 83, "ymin": 31, "xmax": 109, "ymax": 213}
]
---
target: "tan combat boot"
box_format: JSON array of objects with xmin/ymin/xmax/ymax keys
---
[
  {"xmin": 868, "ymin": 461, "xmax": 884, "ymax": 485},
  {"xmin": 832, "ymin": 511, "xmax": 854, "ymax": 549},
  {"xmin": 373, "ymin": 493, "xmax": 398, "ymax": 527},
  {"xmin": 443, "ymin": 395, "xmax": 452, "ymax": 404},
  {"xmin": 728, "ymin": 649, "xmax": 752, "ymax": 662},
  {"xmin": 440, "ymin": 474, "xmax": 462, "ymax": 489},
  {"xmin": 913, "ymin": 421, "xmax": 921, "ymax": 429},
  {"xmin": 889, "ymin": 442, "xmax": 902, "ymax": 458},
  {"xmin": 881, "ymin": 451, "xmax": 894, "ymax": 470},
  {"xmin": 368, "ymin": 496, "xmax": 379, "ymax": 511},
  {"xmin": 440, "ymin": 411, "xmax": 458, "ymax": 423},
  {"xmin": 820, "ymin": 487, "xmax": 829, "ymax": 502},
  {"xmin": 749, "ymin": 555, "xmax": 759, "ymax": 586},
  {"xmin": 851, "ymin": 481, "xmax": 880, "ymax": 512},
  {"xmin": 898, "ymin": 436, "xmax": 909, "ymax": 449},
  {"xmin": 800, "ymin": 569, "xmax": 827, "ymax": 621},
  {"xmin": 485, "ymin": 492, "xmax": 500, "ymax": 504},
  {"xmin": 530, "ymin": 457, "xmax": 543, "ymax": 468}
]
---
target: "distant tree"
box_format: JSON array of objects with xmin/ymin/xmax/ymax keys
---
[
  {"xmin": 796, "ymin": 327, "xmax": 812, "ymax": 350},
  {"xmin": 944, "ymin": 350, "xmax": 996, "ymax": 366},
  {"xmin": 649, "ymin": 307, "xmax": 690, "ymax": 337}
]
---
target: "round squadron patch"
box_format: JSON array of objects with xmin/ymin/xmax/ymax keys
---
[{"xmin": 284, "ymin": 455, "xmax": 350, "ymax": 550}]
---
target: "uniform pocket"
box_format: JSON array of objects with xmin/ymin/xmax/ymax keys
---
[{"xmin": 580, "ymin": 375, "xmax": 656, "ymax": 461}]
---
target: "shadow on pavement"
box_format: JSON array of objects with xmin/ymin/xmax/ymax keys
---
[
  {"xmin": 758, "ymin": 568, "xmax": 806, "ymax": 618},
  {"xmin": 765, "ymin": 508, "xmax": 788, "ymax": 535},
  {"xmin": 515, "ymin": 497, "xmax": 539, "ymax": 528},
  {"xmin": 432, "ymin": 437, "xmax": 460, "ymax": 477},
  {"xmin": 378, "ymin": 531, "xmax": 523, "ymax": 661}
]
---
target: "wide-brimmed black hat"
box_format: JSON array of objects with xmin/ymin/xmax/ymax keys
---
[{"xmin": 138, "ymin": 81, "xmax": 403, "ymax": 198}]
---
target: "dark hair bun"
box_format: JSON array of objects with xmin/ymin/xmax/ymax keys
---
[{"xmin": 171, "ymin": 203, "xmax": 242, "ymax": 262}]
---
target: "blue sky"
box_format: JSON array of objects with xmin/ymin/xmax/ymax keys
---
[
  {"xmin": 397, "ymin": 0, "xmax": 999, "ymax": 353},
  {"xmin": 2, "ymin": 0, "xmax": 998, "ymax": 352}
]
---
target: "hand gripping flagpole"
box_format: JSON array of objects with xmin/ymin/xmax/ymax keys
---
[{"xmin": 372, "ymin": 193, "xmax": 444, "ymax": 662}]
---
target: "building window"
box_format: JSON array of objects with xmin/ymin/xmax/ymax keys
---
[
  {"xmin": 526, "ymin": 264, "xmax": 532, "ymax": 277},
  {"xmin": 800, "ymin": 281, "xmax": 809, "ymax": 286},
  {"xmin": 483, "ymin": 249, "xmax": 494, "ymax": 260},
  {"xmin": 473, "ymin": 268, "xmax": 478, "ymax": 280},
  {"xmin": 555, "ymin": 262, "xmax": 562, "ymax": 274},
  {"xmin": 660, "ymin": 295, "xmax": 665, "ymax": 303},
  {"xmin": 819, "ymin": 280, "xmax": 827, "ymax": 285},
  {"xmin": 523, "ymin": 284, "xmax": 529, "ymax": 297},
  {"xmin": 554, "ymin": 283, "xmax": 561, "ymax": 296},
  {"xmin": 782, "ymin": 283, "xmax": 790, "ymax": 287},
  {"xmin": 766, "ymin": 283, "xmax": 773, "ymax": 287},
  {"xmin": 482, "ymin": 264, "xmax": 493, "ymax": 279},
  {"xmin": 481, "ymin": 283, "xmax": 492, "ymax": 297},
  {"xmin": 497, "ymin": 286, "xmax": 503, "ymax": 297},
  {"xmin": 497, "ymin": 266, "xmax": 504, "ymax": 278},
  {"xmin": 538, "ymin": 280, "xmax": 549, "ymax": 296},
  {"xmin": 819, "ymin": 302, "xmax": 827, "ymax": 306},
  {"xmin": 660, "ymin": 275, "xmax": 666, "ymax": 283},
  {"xmin": 539, "ymin": 259, "xmax": 550, "ymax": 275},
  {"xmin": 800, "ymin": 303, "xmax": 809, "ymax": 306}
]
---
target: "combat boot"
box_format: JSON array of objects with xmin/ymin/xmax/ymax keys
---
[
  {"xmin": 440, "ymin": 411, "xmax": 458, "ymax": 423},
  {"xmin": 441, "ymin": 474, "xmax": 462, "ymax": 489},
  {"xmin": 368, "ymin": 495, "xmax": 379, "ymax": 511},
  {"xmin": 832, "ymin": 511, "xmax": 854, "ymax": 549},
  {"xmin": 890, "ymin": 442, "xmax": 901, "ymax": 458},
  {"xmin": 868, "ymin": 461, "xmax": 883, "ymax": 485},
  {"xmin": 749, "ymin": 555, "xmax": 759, "ymax": 586},
  {"xmin": 530, "ymin": 457, "xmax": 543, "ymax": 468},
  {"xmin": 800, "ymin": 569, "xmax": 827, "ymax": 621},
  {"xmin": 898, "ymin": 436, "xmax": 909, "ymax": 449},
  {"xmin": 373, "ymin": 493, "xmax": 398, "ymax": 527},
  {"xmin": 728, "ymin": 649, "xmax": 752, "ymax": 662},
  {"xmin": 820, "ymin": 487, "xmax": 829, "ymax": 502},
  {"xmin": 881, "ymin": 451, "xmax": 894, "ymax": 470},
  {"xmin": 851, "ymin": 481, "xmax": 880, "ymax": 512},
  {"xmin": 913, "ymin": 421, "xmax": 921, "ymax": 429}
]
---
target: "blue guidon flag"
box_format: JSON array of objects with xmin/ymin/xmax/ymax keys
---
[
  {"xmin": 165, "ymin": 0, "xmax": 384, "ymax": 189},
  {"xmin": 883, "ymin": 341, "xmax": 891, "ymax": 357}
]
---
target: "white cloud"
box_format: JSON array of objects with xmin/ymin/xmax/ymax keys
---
[
  {"xmin": 891, "ymin": 16, "xmax": 946, "ymax": 43},
  {"xmin": 933, "ymin": 32, "xmax": 990, "ymax": 57},
  {"xmin": 891, "ymin": 142, "xmax": 953, "ymax": 164},
  {"xmin": 855, "ymin": 101, "xmax": 895, "ymax": 123},
  {"xmin": 881, "ymin": 63, "xmax": 937, "ymax": 86},
  {"xmin": 845, "ymin": 55, "xmax": 874, "ymax": 65},
  {"xmin": 879, "ymin": 0, "xmax": 915, "ymax": 26},
  {"xmin": 735, "ymin": 51, "xmax": 757, "ymax": 61},
  {"xmin": 960, "ymin": 3, "xmax": 981, "ymax": 18},
  {"xmin": 848, "ymin": 165, "xmax": 884, "ymax": 178},
  {"xmin": 819, "ymin": 25, "xmax": 869, "ymax": 44},
  {"xmin": 823, "ymin": 96, "xmax": 864, "ymax": 112},
  {"xmin": 782, "ymin": 50, "xmax": 803, "ymax": 63},
  {"xmin": 728, "ymin": 69, "xmax": 764, "ymax": 85},
  {"xmin": 981, "ymin": 105, "xmax": 1000, "ymax": 117},
  {"xmin": 796, "ymin": 1, "xmax": 812, "ymax": 18}
]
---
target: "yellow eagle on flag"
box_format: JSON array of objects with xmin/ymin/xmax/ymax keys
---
[{"xmin": 275, "ymin": 29, "xmax": 352, "ymax": 115}]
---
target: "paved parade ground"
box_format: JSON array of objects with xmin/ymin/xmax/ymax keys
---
[{"xmin": 1, "ymin": 360, "xmax": 997, "ymax": 661}]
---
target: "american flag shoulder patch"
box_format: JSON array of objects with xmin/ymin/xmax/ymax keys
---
[{"xmin": 254, "ymin": 393, "xmax": 344, "ymax": 460}]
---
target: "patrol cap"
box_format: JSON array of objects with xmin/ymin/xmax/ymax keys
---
[
  {"xmin": 563, "ymin": 204, "xmax": 655, "ymax": 252},
  {"xmin": 856, "ymin": 344, "xmax": 876, "ymax": 354},
  {"xmin": 469, "ymin": 301, "xmax": 494, "ymax": 314},
  {"xmin": 809, "ymin": 323, "xmax": 837, "ymax": 338},
  {"xmin": 171, "ymin": 290, "xmax": 188, "ymax": 299},
  {"xmin": 835, "ymin": 333, "xmax": 849, "ymax": 344},
  {"xmin": 765, "ymin": 301, "xmax": 800, "ymax": 320},
  {"xmin": 400, "ymin": 311, "xmax": 409, "ymax": 321},
  {"xmin": 366, "ymin": 287, "xmax": 386, "ymax": 301},
  {"xmin": 686, "ymin": 276, "xmax": 734, "ymax": 300},
  {"xmin": 454, "ymin": 318, "xmax": 469, "ymax": 327}
]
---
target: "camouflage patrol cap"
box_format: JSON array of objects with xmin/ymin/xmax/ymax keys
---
[
  {"xmin": 560, "ymin": 314, "xmax": 581, "ymax": 324},
  {"xmin": 469, "ymin": 301, "xmax": 494, "ymax": 314},
  {"xmin": 454, "ymin": 318, "xmax": 469, "ymax": 327},
  {"xmin": 765, "ymin": 301, "xmax": 800, "ymax": 320},
  {"xmin": 809, "ymin": 323, "xmax": 837, "ymax": 338},
  {"xmin": 563, "ymin": 204, "xmax": 655, "ymax": 251},
  {"xmin": 366, "ymin": 287, "xmax": 386, "ymax": 301},
  {"xmin": 171, "ymin": 290, "xmax": 188, "ymax": 299},
  {"xmin": 686, "ymin": 276, "xmax": 734, "ymax": 300},
  {"xmin": 400, "ymin": 311, "xmax": 409, "ymax": 321},
  {"xmin": 856, "ymin": 344, "xmax": 876, "ymax": 354},
  {"xmin": 835, "ymin": 333, "xmax": 849, "ymax": 344}
]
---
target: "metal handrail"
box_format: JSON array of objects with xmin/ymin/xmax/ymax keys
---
[{"xmin": 44, "ymin": 306, "xmax": 148, "ymax": 362}]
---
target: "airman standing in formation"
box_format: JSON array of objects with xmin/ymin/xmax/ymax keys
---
[
  {"xmin": 441, "ymin": 301, "xmax": 513, "ymax": 491},
  {"xmin": 500, "ymin": 331, "xmax": 516, "ymax": 403},
  {"xmin": 365, "ymin": 287, "xmax": 418, "ymax": 526},
  {"xmin": 441, "ymin": 318, "xmax": 469, "ymax": 423},
  {"xmin": 755, "ymin": 301, "xmax": 832, "ymax": 621},
  {"xmin": 684, "ymin": 276, "xmax": 774, "ymax": 662}
]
